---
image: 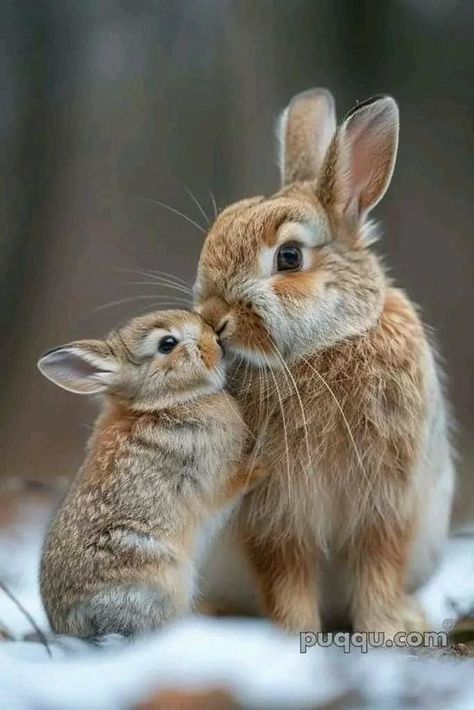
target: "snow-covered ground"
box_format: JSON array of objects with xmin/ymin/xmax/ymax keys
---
[{"xmin": 0, "ymin": 490, "xmax": 473, "ymax": 709}]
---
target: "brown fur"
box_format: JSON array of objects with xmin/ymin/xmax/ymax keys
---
[
  {"xmin": 348, "ymin": 518, "xmax": 423, "ymax": 634},
  {"xmin": 280, "ymin": 88, "xmax": 336, "ymax": 185},
  {"xmin": 243, "ymin": 533, "xmax": 320, "ymax": 631},
  {"xmin": 195, "ymin": 90, "xmax": 454, "ymax": 635},
  {"xmin": 38, "ymin": 310, "xmax": 262, "ymax": 638}
]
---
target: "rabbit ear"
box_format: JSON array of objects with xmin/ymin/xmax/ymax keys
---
[
  {"xmin": 317, "ymin": 95, "xmax": 399, "ymax": 225},
  {"xmin": 37, "ymin": 340, "xmax": 119, "ymax": 394},
  {"xmin": 278, "ymin": 88, "xmax": 336, "ymax": 185}
]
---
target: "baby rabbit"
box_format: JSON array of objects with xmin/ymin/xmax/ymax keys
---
[
  {"xmin": 195, "ymin": 90, "xmax": 454, "ymax": 637},
  {"xmin": 38, "ymin": 310, "xmax": 256, "ymax": 639}
]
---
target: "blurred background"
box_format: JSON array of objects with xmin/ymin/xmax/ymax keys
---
[{"xmin": 0, "ymin": 0, "xmax": 472, "ymax": 522}]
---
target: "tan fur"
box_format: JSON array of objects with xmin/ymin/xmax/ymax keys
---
[
  {"xmin": 38, "ymin": 310, "xmax": 260, "ymax": 638},
  {"xmin": 279, "ymin": 88, "xmax": 336, "ymax": 185},
  {"xmin": 195, "ymin": 90, "xmax": 454, "ymax": 635},
  {"xmin": 243, "ymin": 533, "xmax": 321, "ymax": 631},
  {"xmin": 348, "ymin": 518, "xmax": 422, "ymax": 635}
]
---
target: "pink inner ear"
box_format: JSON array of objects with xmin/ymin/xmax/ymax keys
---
[
  {"xmin": 39, "ymin": 348, "xmax": 113, "ymax": 392},
  {"xmin": 346, "ymin": 106, "xmax": 397, "ymax": 214},
  {"xmin": 50, "ymin": 350, "xmax": 109, "ymax": 379}
]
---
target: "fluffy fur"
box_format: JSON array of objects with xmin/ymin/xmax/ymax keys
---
[
  {"xmin": 38, "ymin": 310, "xmax": 256, "ymax": 638},
  {"xmin": 195, "ymin": 89, "xmax": 454, "ymax": 635}
]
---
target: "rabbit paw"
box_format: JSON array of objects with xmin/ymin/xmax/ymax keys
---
[{"xmin": 355, "ymin": 596, "xmax": 428, "ymax": 644}]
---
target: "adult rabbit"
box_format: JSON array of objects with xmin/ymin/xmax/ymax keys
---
[{"xmin": 195, "ymin": 89, "xmax": 454, "ymax": 636}]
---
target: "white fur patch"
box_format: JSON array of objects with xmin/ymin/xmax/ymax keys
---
[
  {"xmin": 276, "ymin": 219, "xmax": 328, "ymax": 248},
  {"xmin": 359, "ymin": 219, "xmax": 380, "ymax": 247},
  {"xmin": 258, "ymin": 219, "xmax": 329, "ymax": 279},
  {"xmin": 276, "ymin": 105, "xmax": 290, "ymax": 184},
  {"xmin": 113, "ymin": 531, "xmax": 177, "ymax": 561}
]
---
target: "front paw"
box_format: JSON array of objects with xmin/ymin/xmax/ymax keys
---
[
  {"xmin": 354, "ymin": 596, "xmax": 428, "ymax": 642},
  {"xmin": 395, "ymin": 596, "xmax": 428, "ymax": 635}
]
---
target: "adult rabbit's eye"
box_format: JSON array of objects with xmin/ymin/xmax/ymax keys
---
[
  {"xmin": 276, "ymin": 243, "xmax": 303, "ymax": 272},
  {"xmin": 158, "ymin": 336, "xmax": 178, "ymax": 354}
]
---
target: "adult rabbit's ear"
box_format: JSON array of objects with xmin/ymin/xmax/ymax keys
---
[
  {"xmin": 278, "ymin": 88, "xmax": 337, "ymax": 185},
  {"xmin": 317, "ymin": 95, "xmax": 399, "ymax": 226},
  {"xmin": 37, "ymin": 340, "xmax": 119, "ymax": 394}
]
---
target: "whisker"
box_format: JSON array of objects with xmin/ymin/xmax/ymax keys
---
[
  {"xmin": 92, "ymin": 295, "xmax": 191, "ymax": 312},
  {"xmin": 266, "ymin": 337, "xmax": 312, "ymax": 487},
  {"xmin": 134, "ymin": 196, "xmax": 206, "ymax": 234},
  {"xmin": 246, "ymin": 360, "xmax": 271, "ymax": 480},
  {"xmin": 133, "ymin": 302, "xmax": 193, "ymax": 319},
  {"xmin": 227, "ymin": 399, "xmax": 254, "ymax": 440},
  {"xmin": 185, "ymin": 186, "xmax": 211, "ymax": 226},
  {"xmin": 114, "ymin": 267, "xmax": 192, "ymax": 290},
  {"xmin": 256, "ymin": 360, "xmax": 266, "ymax": 430},
  {"xmin": 209, "ymin": 190, "xmax": 218, "ymax": 219},
  {"xmin": 301, "ymin": 356, "xmax": 370, "ymax": 489},
  {"xmin": 120, "ymin": 281, "xmax": 193, "ymax": 297},
  {"xmin": 149, "ymin": 270, "xmax": 192, "ymax": 288},
  {"xmin": 134, "ymin": 274, "xmax": 193, "ymax": 295},
  {"xmin": 262, "ymin": 350, "xmax": 292, "ymax": 505},
  {"xmin": 237, "ymin": 360, "xmax": 251, "ymax": 409}
]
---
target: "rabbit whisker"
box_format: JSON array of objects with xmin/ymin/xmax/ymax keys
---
[
  {"xmin": 121, "ymin": 281, "xmax": 193, "ymax": 297},
  {"xmin": 300, "ymin": 356, "xmax": 370, "ymax": 491},
  {"xmin": 242, "ymin": 360, "xmax": 255, "ymax": 404},
  {"xmin": 135, "ymin": 196, "xmax": 206, "ymax": 234},
  {"xmin": 148, "ymin": 270, "xmax": 193, "ymax": 288},
  {"xmin": 266, "ymin": 337, "xmax": 312, "ymax": 488},
  {"xmin": 185, "ymin": 186, "xmax": 211, "ymax": 227},
  {"xmin": 246, "ymin": 359, "xmax": 271, "ymax": 483},
  {"xmin": 134, "ymin": 274, "xmax": 193, "ymax": 295},
  {"xmin": 262, "ymin": 350, "xmax": 292, "ymax": 507},
  {"xmin": 209, "ymin": 190, "xmax": 218, "ymax": 219},
  {"xmin": 93, "ymin": 295, "xmax": 191, "ymax": 313},
  {"xmin": 114, "ymin": 267, "xmax": 192, "ymax": 290}
]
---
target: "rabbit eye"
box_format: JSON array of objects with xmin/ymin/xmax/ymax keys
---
[
  {"xmin": 158, "ymin": 335, "xmax": 178, "ymax": 354},
  {"xmin": 276, "ymin": 243, "xmax": 303, "ymax": 272}
]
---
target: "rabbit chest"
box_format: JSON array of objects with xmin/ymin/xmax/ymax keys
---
[{"xmin": 231, "ymin": 309, "xmax": 427, "ymax": 548}]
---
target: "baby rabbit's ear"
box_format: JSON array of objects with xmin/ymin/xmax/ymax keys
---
[
  {"xmin": 279, "ymin": 88, "xmax": 336, "ymax": 185},
  {"xmin": 37, "ymin": 340, "xmax": 119, "ymax": 394},
  {"xmin": 317, "ymin": 95, "xmax": 399, "ymax": 225}
]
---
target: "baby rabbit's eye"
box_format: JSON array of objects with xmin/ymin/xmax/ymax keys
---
[
  {"xmin": 276, "ymin": 243, "xmax": 303, "ymax": 272},
  {"xmin": 157, "ymin": 336, "xmax": 179, "ymax": 354}
]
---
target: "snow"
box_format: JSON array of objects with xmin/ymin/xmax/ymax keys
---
[
  {"xmin": 2, "ymin": 618, "xmax": 474, "ymax": 709},
  {"xmin": 0, "ymin": 492, "xmax": 473, "ymax": 709}
]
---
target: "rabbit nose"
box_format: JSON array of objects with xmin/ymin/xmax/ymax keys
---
[{"xmin": 199, "ymin": 296, "xmax": 230, "ymax": 332}]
